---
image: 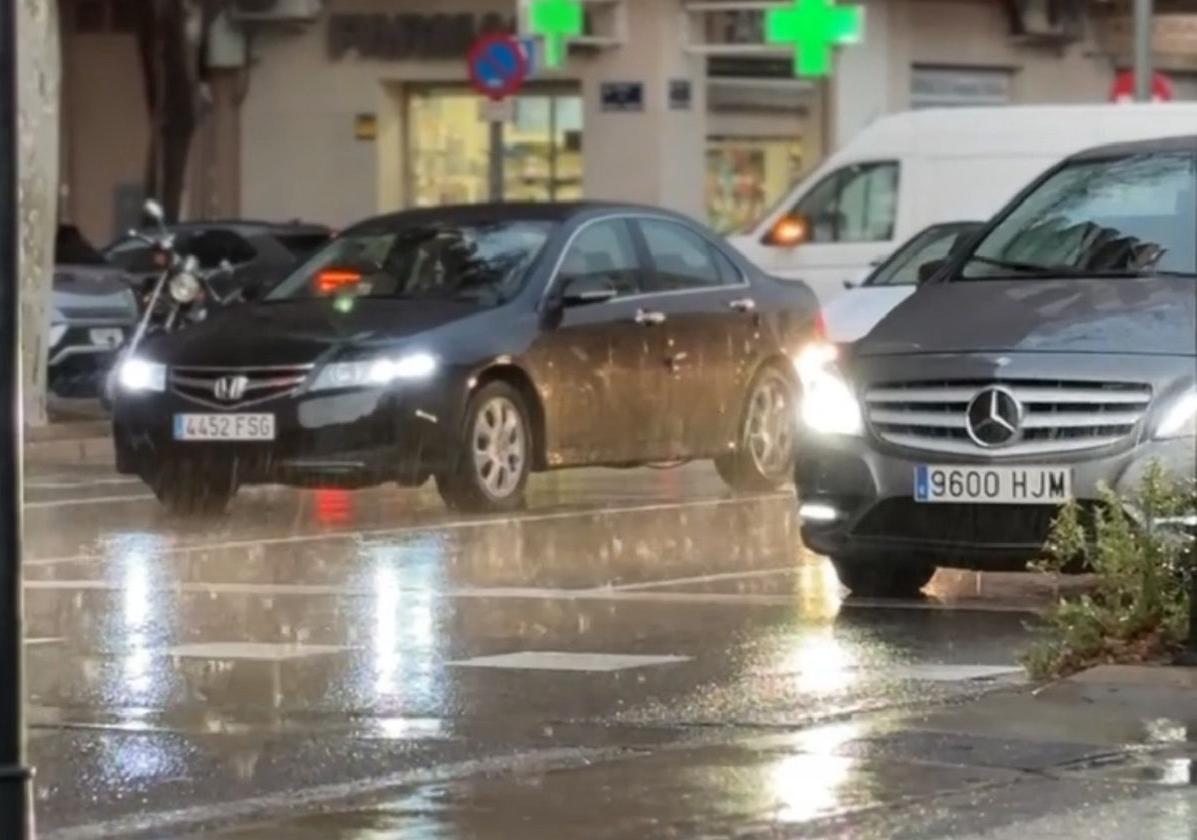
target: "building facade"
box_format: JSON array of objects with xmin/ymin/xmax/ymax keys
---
[{"xmin": 59, "ymin": 0, "xmax": 1195, "ymax": 245}]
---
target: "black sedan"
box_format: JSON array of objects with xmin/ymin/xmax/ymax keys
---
[{"xmin": 111, "ymin": 202, "xmax": 820, "ymax": 514}]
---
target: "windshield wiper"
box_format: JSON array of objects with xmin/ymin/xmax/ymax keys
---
[{"xmin": 966, "ymin": 255, "xmax": 1197, "ymax": 280}]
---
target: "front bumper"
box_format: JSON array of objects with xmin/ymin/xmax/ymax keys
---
[
  {"xmin": 795, "ymin": 432, "xmax": 1194, "ymax": 571},
  {"xmin": 112, "ymin": 379, "xmax": 465, "ymax": 488}
]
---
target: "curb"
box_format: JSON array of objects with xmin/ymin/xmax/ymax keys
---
[{"xmin": 25, "ymin": 421, "xmax": 114, "ymax": 467}]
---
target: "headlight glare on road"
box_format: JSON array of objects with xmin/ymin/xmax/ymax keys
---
[
  {"xmin": 117, "ymin": 358, "xmax": 166, "ymax": 393},
  {"xmin": 1154, "ymin": 390, "xmax": 1197, "ymax": 440},
  {"xmin": 800, "ymin": 367, "xmax": 863, "ymax": 436},
  {"xmin": 311, "ymin": 352, "xmax": 437, "ymax": 392}
]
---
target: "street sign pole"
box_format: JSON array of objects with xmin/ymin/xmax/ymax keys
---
[
  {"xmin": 1134, "ymin": 0, "xmax": 1153, "ymax": 102},
  {"xmin": 0, "ymin": 0, "xmax": 31, "ymax": 836},
  {"xmin": 488, "ymin": 120, "xmax": 504, "ymax": 203}
]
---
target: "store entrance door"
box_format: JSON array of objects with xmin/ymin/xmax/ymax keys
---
[{"xmin": 406, "ymin": 87, "xmax": 582, "ymax": 207}]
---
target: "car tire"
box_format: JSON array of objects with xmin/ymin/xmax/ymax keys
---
[
  {"xmin": 830, "ymin": 555, "xmax": 937, "ymax": 599},
  {"xmin": 152, "ymin": 460, "xmax": 237, "ymax": 517},
  {"xmin": 715, "ymin": 365, "xmax": 796, "ymax": 492},
  {"xmin": 436, "ymin": 382, "xmax": 532, "ymax": 513}
]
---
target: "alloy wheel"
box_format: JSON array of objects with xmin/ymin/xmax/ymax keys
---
[
  {"xmin": 745, "ymin": 373, "xmax": 794, "ymax": 478},
  {"xmin": 472, "ymin": 395, "xmax": 526, "ymax": 499}
]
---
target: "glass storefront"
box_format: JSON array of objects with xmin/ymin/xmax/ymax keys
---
[
  {"xmin": 705, "ymin": 138, "xmax": 804, "ymax": 235},
  {"xmin": 406, "ymin": 87, "xmax": 583, "ymax": 208}
]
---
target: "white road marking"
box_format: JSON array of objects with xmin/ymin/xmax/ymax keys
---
[
  {"xmin": 884, "ymin": 664, "xmax": 1025, "ymax": 682},
  {"xmin": 166, "ymin": 642, "xmax": 348, "ymax": 661},
  {"xmin": 24, "ymin": 493, "xmax": 790, "ymax": 567},
  {"xmin": 448, "ymin": 651, "xmax": 689, "ymax": 672},
  {"xmin": 26, "ymin": 477, "xmax": 140, "ymax": 490},
  {"xmin": 25, "ymin": 493, "xmax": 157, "ymax": 510},
  {"xmin": 593, "ymin": 567, "xmax": 797, "ymax": 592},
  {"xmin": 24, "ymin": 637, "xmax": 64, "ymax": 646}
]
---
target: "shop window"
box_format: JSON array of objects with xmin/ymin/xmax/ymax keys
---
[
  {"xmin": 706, "ymin": 139, "xmax": 803, "ymax": 235},
  {"xmin": 558, "ymin": 220, "xmax": 641, "ymax": 297},
  {"xmin": 638, "ymin": 219, "xmax": 724, "ymax": 292},
  {"xmin": 791, "ymin": 162, "xmax": 899, "ymax": 244}
]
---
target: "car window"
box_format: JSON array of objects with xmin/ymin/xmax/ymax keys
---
[
  {"xmin": 183, "ymin": 229, "xmax": 257, "ymax": 269},
  {"xmin": 275, "ymin": 232, "xmax": 332, "ymax": 261},
  {"xmin": 639, "ymin": 219, "xmax": 724, "ymax": 291},
  {"xmin": 963, "ymin": 152, "xmax": 1197, "ymax": 278},
  {"xmin": 867, "ymin": 224, "xmax": 979, "ymax": 287},
  {"xmin": 793, "ymin": 162, "xmax": 899, "ymax": 244},
  {"xmin": 711, "ymin": 245, "xmax": 743, "ymax": 284},
  {"xmin": 104, "ymin": 239, "xmax": 162, "ymax": 273},
  {"xmin": 558, "ymin": 220, "xmax": 641, "ymax": 297}
]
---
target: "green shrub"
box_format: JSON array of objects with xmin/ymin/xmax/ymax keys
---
[{"xmin": 1022, "ymin": 463, "xmax": 1196, "ymax": 680}]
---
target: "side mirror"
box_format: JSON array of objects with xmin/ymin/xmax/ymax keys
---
[
  {"xmin": 764, "ymin": 214, "xmax": 809, "ymax": 249},
  {"xmin": 559, "ymin": 274, "xmax": 619, "ymax": 307},
  {"xmin": 842, "ymin": 279, "xmax": 857, "ymax": 290},
  {"xmin": 917, "ymin": 258, "xmax": 947, "ymax": 285}
]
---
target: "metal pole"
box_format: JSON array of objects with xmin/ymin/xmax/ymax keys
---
[
  {"xmin": 1134, "ymin": 0, "xmax": 1154, "ymax": 102},
  {"xmin": 0, "ymin": 0, "xmax": 31, "ymax": 835},
  {"xmin": 488, "ymin": 118, "xmax": 504, "ymax": 202}
]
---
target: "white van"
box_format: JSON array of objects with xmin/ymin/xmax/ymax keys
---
[{"xmin": 730, "ymin": 104, "xmax": 1197, "ymax": 320}]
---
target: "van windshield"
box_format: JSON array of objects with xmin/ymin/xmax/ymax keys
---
[{"xmin": 961, "ymin": 152, "xmax": 1197, "ymax": 279}]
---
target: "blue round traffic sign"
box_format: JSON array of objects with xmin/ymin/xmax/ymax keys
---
[{"xmin": 467, "ymin": 34, "xmax": 528, "ymax": 101}]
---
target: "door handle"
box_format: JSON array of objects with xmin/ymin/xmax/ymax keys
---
[
  {"xmin": 634, "ymin": 308, "xmax": 667, "ymax": 326},
  {"xmin": 728, "ymin": 297, "xmax": 756, "ymax": 313}
]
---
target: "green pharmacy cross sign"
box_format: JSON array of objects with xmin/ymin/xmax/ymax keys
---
[
  {"xmin": 766, "ymin": 0, "xmax": 865, "ymax": 78},
  {"xmin": 529, "ymin": 0, "xmax": 584, "ymax": 70}
]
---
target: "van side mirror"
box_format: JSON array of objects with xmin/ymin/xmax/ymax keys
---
[
  {"xmin": 559, "ymin": 274, "xmax": 619, "ymax": 307},
  {"xmin": 763, "ymin": 214, "xmax": 809, "ymax": 249},
  {"xmin": 917, "ymin": 259, "xmax": 947, "ymax": 285}
]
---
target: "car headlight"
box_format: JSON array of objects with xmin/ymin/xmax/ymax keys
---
[
  {"xmin": 1154, "ymin": 390, "xmax": 1197, "ymax": 440},
  {"xmin": 310, "ymin": 352, "xmax": 437, "ymax": 392},
  {"xmin": 800, "ymin": 365, "xmax": 863, "ymax": 436},
  {"xmin": 49, "ymin": 323, "xmax": 68, "ymax": 349},
  {"xmin": 169, "ymin": 271, "xmax": 202, "ymax": 304},
  {"xmin": 117, "ymin": 358, "xmax": 166, "ymax": 393}
]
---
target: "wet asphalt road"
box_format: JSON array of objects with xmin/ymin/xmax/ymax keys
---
[{"xmin": 21, "ymin": 461, "xmax": 1052, "ymax": 838}]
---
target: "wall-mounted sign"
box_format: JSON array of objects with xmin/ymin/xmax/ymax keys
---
[
  {"xmin": 328, "ymin": 13, "xmax": 516, "ymax": 61},
  {"xmin": 354, "ymin": 113, "xmax": 377, "ymax": 141},
  {"xmin": 600, "ymin": 82, "xmax": 643, "ymax": 112},
  {"xmin": 668, "ymin": 79, "xmax": 692, "ymax": 111}
]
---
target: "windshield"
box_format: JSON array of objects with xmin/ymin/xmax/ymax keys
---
[
  {"xmin": 267, "ymin": 220, "xmax": 556, "ymax": 305},
  {"xmin": 962, "ymin": 152, "xmax": 1197, "ymax": 278},
  {"xmin": 866, "ymin": 223, "xmax": 980, "ymax": 286}
]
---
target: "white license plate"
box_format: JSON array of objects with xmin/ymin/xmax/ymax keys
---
[
  {"xmin": 914, "ymin": 465, "xmax": 1071, "ymax": 504},
  {"xmin": 89, "ymin": 328, "xmax": 124, "ymax": 348},
  {"xmin": 173, "ymin": 414, "xmax": 276, "ymax": 442}
]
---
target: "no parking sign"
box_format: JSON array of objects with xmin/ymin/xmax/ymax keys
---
[{"xmin": 467, "ymin": 33, "xmax": 529, "ymax": 102}]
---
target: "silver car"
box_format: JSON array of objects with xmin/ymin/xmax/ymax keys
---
[{"xmin": 796, "ymin": 135, "xmax": 1197, "ymax": 597}]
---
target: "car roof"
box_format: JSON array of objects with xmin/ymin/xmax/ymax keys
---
[
  {"xmin": 148, "ymin": 220, "xmax": 333, "ymax": 237},
  {"xmin": 1069, "ymin": 134, "xmax": 1197, "ymax": 160},
  {"xmin": 355, "ymin": 201, "xmax": 697, "ymax": 229}
]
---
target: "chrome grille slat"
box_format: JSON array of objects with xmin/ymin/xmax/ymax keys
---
[
  {"xmin": 170, "ymin": 364, "xmax": 312, "ymax": 410},
  {"xmin": 865, "ymin": 378, "xmax": 1152, "ymax": 457}
]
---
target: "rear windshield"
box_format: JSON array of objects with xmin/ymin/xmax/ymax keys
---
[
  {"xmin": 961, "ymin": 152, "xmax": 1197, "ymax": 278},
  {"xmin": 55, "ymin": 225, "xmax": 109, "ymax": 266},
  {"xmin": 275, "ymin": 232, "xmax": 332, "ymax": 261}
]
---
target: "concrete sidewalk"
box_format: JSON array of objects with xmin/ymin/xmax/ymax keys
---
[
  {"xmin": 198, "ymin": 665, "xmax": 1197, "ymax": 840},
  {"xmin": 25, "ymin": 418, "xmax": 112, "ymax": 466}
]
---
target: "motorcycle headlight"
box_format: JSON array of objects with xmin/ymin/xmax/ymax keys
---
[
  {"xmin": 310, "ymin": 352, "xmax": 437, "ymax": 392},
  {"xmin": 169, "ymin": 272, "xmax": 202, "ymax": 304},
  {"xmin": 117, "ymin": 357, "xmax": 166, "ymax": 393},
  {"xmin": 800, "ymin": 365, "xmax": 863, "ymax": 436},
  {"xmin": 1154, "ymin": 390, "xmax": 1197, "ymax": 440}
]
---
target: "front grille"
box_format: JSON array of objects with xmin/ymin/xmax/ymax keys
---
[
  {"xmin": 170, "ymin": 364, "xmax": 314, "ymax": 410},
  {"xmin": 865, "ymin": 379, "xmax": 1152, "ymax": 457}
]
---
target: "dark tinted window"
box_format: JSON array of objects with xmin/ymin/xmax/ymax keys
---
[
  {"xmin": 867, "ymin": 223, "xmax": 981, "ymax": 287},
  {"xmin": 55, "ymin": 225, "xmax": 108, "ymax": 266},
  {"xmin": 964, "ymin": 153, "xmax": 1197, "ymax": 277},
  {"xmin": 275, "ymin": 232, "xmax": 332, "ymax": 261},
  {"xmin": 269, "ymin": 220, "xmax": 555, "ymax": 305},
  {"xmin": 558, "ymin": 220, "xmax": 641, "ymax": 297},
  {"xmin": 184, "ymin": 230, "xmax": 257, "ymax": 269},
  {"xmin": 711, "ymin": 245, "xmax": 742, "ymax": 284},
  {"xmin": 640, "ymin": 219, "xmax": 723, "ymax": 291}
]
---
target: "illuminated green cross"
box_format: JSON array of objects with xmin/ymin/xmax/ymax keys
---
[
  {"xmin": 529, "ymin": 0, "xmax": 584, "ymax": 70},
  {"xmin": 766, "ymin": 0, "xmax": 864, "ymax": 78}
]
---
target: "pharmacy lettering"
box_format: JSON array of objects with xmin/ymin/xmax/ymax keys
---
[{"xmin": 328, "ymin": 13, "xmax": 516, "ymax": 61}]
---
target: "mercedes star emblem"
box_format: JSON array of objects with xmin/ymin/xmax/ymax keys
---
[{"xmin": 965, "ymin": 386, "xmax": 1022, "ymax": 448}]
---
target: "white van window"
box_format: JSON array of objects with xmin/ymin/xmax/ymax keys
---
[{"xmin": 792, "ymin": 162, "xmax": 899, "ymax": 244}]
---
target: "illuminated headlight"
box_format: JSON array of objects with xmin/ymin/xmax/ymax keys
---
[
  {"xmin": 794, "ymin": 341, "xmax": 838, "ymax": 384},
  {"xmin": 800, "ymin": 366, "xmax": 863, "ymax": 436},
  {"xmin": 310, "ymin": 352, "xmax": 437, "ymax": 392},
  {"xmin": 168, "ymin": 271, "xmax": 202, "ymax": 304},
  {"xmin": 117, "ymin": 358, "xmax": 166, "ymax": 393},
  {"xmin": 1154, "ymin": 390, "xmax": 1197, "ymax": 440},
  {"xmin": 49, "ymin": 323, "xmax": 68, "ymax": 349}
]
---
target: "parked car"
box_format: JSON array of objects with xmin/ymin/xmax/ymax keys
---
[
  {"xmin": 104, "ymin": 220, "xmax": 333, "ymax": 304},
  {"xmin": 795, "ymin": 135, "xmax": 1197, "ymax": 598},
  {"xmin": 49, "ymin": 225, "xmax": 139, "ymax": 399},
  {"xmin": 729, "ymin": 104, "xmax": 1197, "ymax": 306},
  {"xmin": 111, "ymin": 202, "xmax": 820, "ymax": 514},
  {"xmin": 822, "ymin": 221, "xmax": 982, "ymax": 345}
]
